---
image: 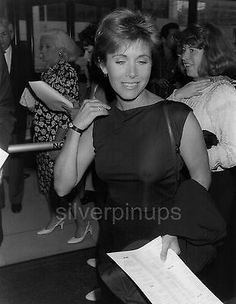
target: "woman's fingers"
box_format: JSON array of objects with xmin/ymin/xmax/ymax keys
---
[
  {"xmin": 160, "ymin": 238, "xmax": 169, "ymax": 261},
  {"xmin": 160, "ymin": 235, "xmax": 180, "ymax": 261},
  {"xmin": 72, "ymin": 99, "xmax": 111, "ymax": 130},
  {"xmin": 82, "ymin": 98, "xmax": 111, "ymax": 110},
  {"xmin": 185, "ymin": 80, "xmax": 211, "ymax": 96},
  {"xmin": 174, "ymin": 79, "xmax": 212, "ymax": 99}
]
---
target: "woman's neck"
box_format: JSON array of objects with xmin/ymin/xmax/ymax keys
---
[{"xmin": 116, "ymin": 89, "xmax": 160, "ymax": 111}]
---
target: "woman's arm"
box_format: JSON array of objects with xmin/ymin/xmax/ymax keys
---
[
  {"xmin": 161, "ymin": 112, "xmax": 211, "ymax": 260},
  {"xmin": 180, "ymin": 112, "xmax": 211, "ymax": 190},
  {"xmin": 54, "ymin": 124, "xmax": 95, "ymax": 196},
  {"xmin": 54, "ymin": 98, "xmax": 111, "ymax": 196}
]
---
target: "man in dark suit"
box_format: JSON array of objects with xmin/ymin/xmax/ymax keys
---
[
  {"xmin": 0, "ymin": 46, "xmax": 15, "ymax": 244},
  {"xmin": 0, "ymin": 18, "xmax": 32, "ymax": 213}
]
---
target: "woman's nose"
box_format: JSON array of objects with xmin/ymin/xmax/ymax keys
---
[
  {"xmin": 126, "ymin": 62, "xmax": 137, "ymax": 78},
  {"xmin": 182, "ymin": 49, "xmax": 189, "ymax": 61}
]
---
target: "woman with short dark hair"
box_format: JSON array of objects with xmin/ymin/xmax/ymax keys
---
[{"xmin": 55, "ymin": 10, "xmax": 225, "ymax": 303}]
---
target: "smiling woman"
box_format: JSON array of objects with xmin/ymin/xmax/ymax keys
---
[
  {"xmin": 54, "ymin": 9, "xmax": 225, "ymax": 303},
  {"xmin": 99, "ymin": 40, "xmax": 152, "ymax": 108},
  {"xmin": 180, "ymin": 45, "xmax": 204, "ymax": 80},
  {"xmin": 169, "ymin": 23, "xmax": 236, "ymax": 300}
]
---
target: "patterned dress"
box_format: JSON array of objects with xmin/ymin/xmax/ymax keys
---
[{"xmin": 33, "ymin": 59, "xmax": 79, "ymax": 194}]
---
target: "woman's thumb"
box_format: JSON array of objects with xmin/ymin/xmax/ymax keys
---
[{"xmin": 160, "ymin": 240, "xmax": 168, "ymax": 261}]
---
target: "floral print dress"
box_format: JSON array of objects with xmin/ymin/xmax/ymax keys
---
[{"xmin": 33, "ymin": 59, "xmax": 79, "ymax": 194}]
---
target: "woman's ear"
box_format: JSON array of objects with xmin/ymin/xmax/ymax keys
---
[
  {"xmin": 100, "ymin": 63, "xmax": 108, "ymax": 76},
  {"xmin": 8, "ymin": 23, "xmax": 14, "ymax": 41},
  {"xmin": 58, "ymin": 47, "xmax": 66, "ymax": 59}
]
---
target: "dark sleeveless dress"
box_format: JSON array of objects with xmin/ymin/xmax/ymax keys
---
[
  {"xmin": 93, "ymin": 100, "xmax": 191, "ymax": 255},
  {"xmin": 93, "ymin": 100, "xmax": 191, "ymax": 303},
  {"xmin": 93, "ymin": 100, "xmax": 226, "ymax": 303}
]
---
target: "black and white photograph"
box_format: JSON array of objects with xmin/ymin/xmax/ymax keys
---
[{"xmin": 0, "ymin": 0, "xmax": 236, "ymax": 303}]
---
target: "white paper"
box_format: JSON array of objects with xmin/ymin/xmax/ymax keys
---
[
  {"xmin": 0, "ymin": 148, "xmax": 8, "ymax": 169},
  {"xmin": 107, "ymin": 237, "xmax": 223, "ymax": 304},
  {"xmin": 28, "ymin": 81, "xmax": 73, "ymax": 112}
]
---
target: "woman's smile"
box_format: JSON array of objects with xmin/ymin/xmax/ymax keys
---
[{"xmin": 121, "ymin": 82, "xmax": 139, "ymax": 89}]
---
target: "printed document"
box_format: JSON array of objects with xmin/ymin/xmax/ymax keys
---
[
  {"xmin": 28, "ymin": 81, "xmax": 73, "ymax": 112},
  {"xmin": 107, "ymin": 236, "xmax": 223, "ymax": 304}
]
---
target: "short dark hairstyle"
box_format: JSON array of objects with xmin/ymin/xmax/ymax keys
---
[
  {"xmin": 177, "ymin": 23, "xmax": 236, "ymax": 77},
  {"xmin": 94, "ymin": 8, "xmax": 159, "ymax": 65},
  {"xmin": 160, "ymin": 22, "xmax": 179, "ymax": 39}
]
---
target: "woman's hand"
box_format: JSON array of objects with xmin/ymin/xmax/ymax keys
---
[
  {"xmin": 72, "ymin": 99, "xmax": 111, "ymax": 131},
  {"xmin": 174, "ymin": 79, "xmax": 212, "ymax": 100},
  {"xmin": 160, "ymin": 234, "xmax": 180, "ymax": 261},
  {"xmin": 64, "ymin": 105, "xmax": 81, "ymax": 121}
]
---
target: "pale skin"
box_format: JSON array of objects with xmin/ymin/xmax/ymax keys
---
[
  {"xmin": 54, "ymin": 40, "xmax": 211, "ymax": 261},
  {"xmin": 174, "ymin": 45, "xmax": 212, "ymax": 99}
]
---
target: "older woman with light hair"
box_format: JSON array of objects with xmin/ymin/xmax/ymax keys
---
[
  {"xmin": 39, "ymin": 28, "xmax": 79, "ymax": 65},
  {"xmin": 22, "ymin": 28, "xmax": 91, "ymax": 244}
]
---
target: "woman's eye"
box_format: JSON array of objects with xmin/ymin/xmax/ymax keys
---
[
  {"xmin": 138, "ymin": 60, "xmax": 148, "ymax": 65},
  {"xmin": 115, "ymin": 60, "xmax": 125, "ymax": 65}
]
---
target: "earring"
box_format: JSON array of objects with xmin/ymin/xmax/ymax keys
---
[{"xmin": 58, "ymin": 51, "xmax": 63, "ymax": 58}]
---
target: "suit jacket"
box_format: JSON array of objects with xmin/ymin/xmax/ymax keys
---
[
  {"xmin": 9, "ymin": 45, "xmax": 32, "ymax": 136},
  {"xmin": 0, "ymin": 48, "xmax": 15, "ymax": 208},
  {"xmin": 0, "ymin": 47, "xmax": 15, "ymax": 151}
]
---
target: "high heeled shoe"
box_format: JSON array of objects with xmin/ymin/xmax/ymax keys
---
[
  {"xmin": 67, "ymin": 221, "xmax": 92, "ymax": 244},
  {"xmin": 85, "ymin": 288, "xmax": 101, "ymax": 301},
  {"xmin": 87, "ymin": 258, "xmax": 96, "ymax": 268},
  {"xmin": 37, "ymin": 217, "xmax": 65, "ymax": 235}
]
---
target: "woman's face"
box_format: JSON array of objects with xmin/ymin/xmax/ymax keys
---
[
  {"xmin": 101, "ymin": 40, "xmax": 152, "ymax": 103},
  {"xmin": 181, "ymin": 44, "xmax": 204, "ymax": 79},
  {"xmin": 39, "ymin": 36, "xmax": 60, "ymax": 68}
]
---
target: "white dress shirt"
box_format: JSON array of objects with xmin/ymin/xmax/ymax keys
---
[{"xmin": 4, "ymin": 45, "xmax": 12, "ymax": 73}]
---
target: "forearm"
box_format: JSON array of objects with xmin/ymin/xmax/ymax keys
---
[
  {"xmin": 54, "ymin": 97, "xmax": 110, "ymax": 196},
  {"xmin": 54, "ymin": 129, "xmax": 81, "ymax": 196}
]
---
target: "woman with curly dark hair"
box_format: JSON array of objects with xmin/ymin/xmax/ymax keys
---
[{"xmin": 169, "ymin": 23, "xmax": 236, "ymax": 300}]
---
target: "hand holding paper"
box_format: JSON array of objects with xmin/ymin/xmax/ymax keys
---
[
  {"xmin": 28, "ymin": 81, "xmax": 74, "ymax": 112},
  {"xmin": 107, "ymin": 237, "xmax": 223, "ymax": 304}
]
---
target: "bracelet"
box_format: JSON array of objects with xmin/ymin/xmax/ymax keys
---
[{"xmin": 68, "ymin": 122, "xmax": 84, "ymax": 134}]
